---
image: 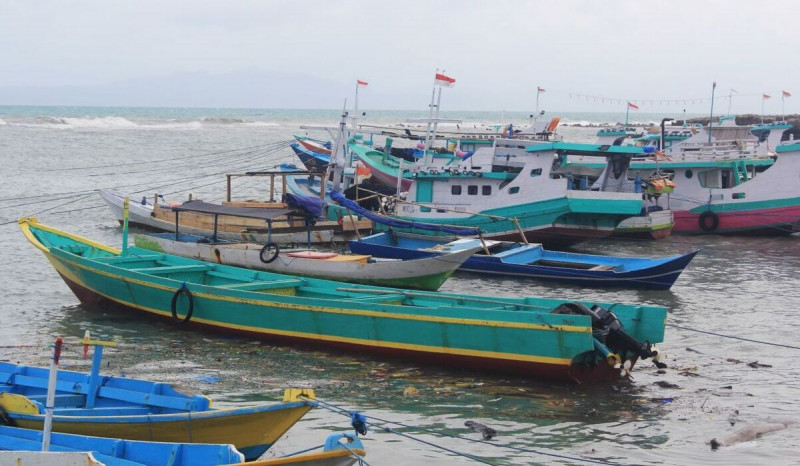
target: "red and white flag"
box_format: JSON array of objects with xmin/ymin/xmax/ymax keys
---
[
  {"xmin": 434, "ymin": 73, "xmax": 456, "ymax": 87},
  {"xmin": 763, "ymin": 93, "xmax": 772, "ymax": 99},
  {"xmin": 357, "ymin": 80, "xmax": 368, "ymax": 86},
  {"xmin": 537, "ymin": 87, "xmax": 546, "ymax": 93},
  {"xmin": 782, "ymin": 90, "xmax": 791, "ymax": 97},
  {"xmin": 628, "ymin": 101, "xmax": 639, "ymax": 110}
]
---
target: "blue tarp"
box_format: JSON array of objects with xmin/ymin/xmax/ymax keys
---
[
  {"xmin": 284, "ymin": 193, "xmax": 325, "ymax": 218},
  {"xmin": 330, "ymin": 190, "xmax": 481, "ymax": 236}
]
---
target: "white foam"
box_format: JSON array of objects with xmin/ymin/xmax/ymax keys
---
[
  {"xmin": 0, "ymin": 119, "xmax": 6, "ymax": 126},
  {"xmin": 242, "ymin": 121, "xmax": 280, "ymax": 127}
]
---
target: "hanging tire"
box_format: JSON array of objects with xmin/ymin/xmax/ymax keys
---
[
  {"xmin": 170, "ymin": 287, "xmax": 193, "ymax": 324},
  {"xmin": 259, "ymin": 243, "xmax": 280, "ymax": 263},
  {"xmin": 698, "ymin": 211, "xmax": 719, "ymax": 232}
]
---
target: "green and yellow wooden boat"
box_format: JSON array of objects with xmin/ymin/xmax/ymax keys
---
[{"xmin": 19, "ymin": 217, "xmax": 668, "ymax": 384}]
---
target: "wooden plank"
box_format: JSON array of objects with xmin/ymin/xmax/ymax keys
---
[{"xmin": 130, "ymin": 264, "xmax": 213, "ymax": 275}]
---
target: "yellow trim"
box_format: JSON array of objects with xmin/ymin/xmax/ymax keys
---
[
  {"xmin": 48, "ymin": 258, "xmax": 574, "ymax": 365},
  {"xmin": 19, "ymin": 218, "xmax": 120, "ymax": 255},
  {"xmin": 23, "ymin": 219, "xmax": 585, "ymax": 366},
  {"xmin": 47, "ymin": 252, "xmax": 588, "ymax": 334}
]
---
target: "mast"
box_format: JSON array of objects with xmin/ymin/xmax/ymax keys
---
[{"xmin": 708, "ymin": 82, "xmax": 716, "ymax": 144}]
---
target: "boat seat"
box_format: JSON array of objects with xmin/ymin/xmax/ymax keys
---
[
  {"xmin": 130, "ymin": 264, "xmax": 214, "ymax": 274},
  {"xmin": 346, "ymin": 294, "xmax": 407, "ymax": 303},
  {"xmin": 95, "ymin": 254, "xmax": 164, "ymax": 264},
  {"xmin": 26, "ymin": 393, "xmax": 86, "ymax": 407},
  {"xmin": 96, "ymin": 386, "xmax": 204, "ymax": 411},
  {"xmin": 218, "ymin": 279, "xmax": 306, "ymax": 291},
  {"xmin": 589, "ymin": 265, "xmax": 616, "ymax": 271}
]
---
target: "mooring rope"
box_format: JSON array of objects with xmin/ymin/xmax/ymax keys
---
[
  {"xmin": 301, "ymin": 396, "xmax": 628, "ymax": 466},
  {"xmin": 667, "ymin": 324, "xmax": 800, "ymax": 350}
]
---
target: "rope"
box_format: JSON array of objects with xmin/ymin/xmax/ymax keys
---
[
  {"xmin": 302, "ymin": 397, "xmax": 627, "ymax": 465},
  {"xmin": 277, "ymin": 443, "xmax": 325, "ymax": 458},
  {"xmin": 667, "ymin": 324, "xmax": 800, "ymax": 350}
]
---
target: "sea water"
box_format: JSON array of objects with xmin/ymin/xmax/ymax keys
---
[{"xmin": 0, "ymin": 106, "xmax": 798, "ymax": 465}]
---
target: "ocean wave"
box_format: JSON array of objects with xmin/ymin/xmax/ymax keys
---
[
  {"xmin": 0, "ymin": 118, "xmax": 6, "ymax": 126},
  {"xmin": 242, "ymin": 121, "xmax": 280, "ymax": 127},
  {"xmin": 201, "ymin": 117, "xmax": 247, "ymax": 124}
]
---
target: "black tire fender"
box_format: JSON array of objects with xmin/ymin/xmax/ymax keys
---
[
  {"xmin": 698, "ymin": 211, "xmax": 719, "ymax": 231},
  {"xmin": 170, "ymin": 286, "xmax": 193, "ymax": 324},
  {"xmin": 259, "ymin": 242, "xmax": 280, "ymax": 263}
]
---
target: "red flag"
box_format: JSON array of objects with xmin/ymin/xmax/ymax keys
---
[
  {"xmin": 763, "ymin": 93, "xmax": 772, "ymax": 99},
  {"xmin": 628, "ymin": 101, "xmax": 639, "ymax": 110},
  {"xmin": 357, "ymin": 80, "xmax": 368, "ymax": 86},
  {"xmin": 537, "ymin": 87, "xmax": 546, "ymax": 93},
  {"xmin": 783, "ymin": 90, "xmax": 791, "ymax": 97},
  {"xmin": 434, "ymin": 73, "xmax": 456, "ymax": 87}
]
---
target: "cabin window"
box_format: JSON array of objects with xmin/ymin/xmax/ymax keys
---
[
  {"xmin": 451, "ymin": 185, "xmax": 462, "ymax": 195},
  {"xmin": 420, "ymin": 206, "xmax": 431, "ymax": 212},
  {"xmin": 685, "ymin": 169, "xmax": 693, "ymax": 179},
  {"xmin": 698, "ymin": 170, "xmax": 721, "ymax": 188},
  {"xmin": 482, "ymin": 185, "xmax": 492, "ymax": 195},
  {"xmin": 468, "ymin": 185, "xmax": 478, "ymax": 195},
  {"xmin": 530, "ymin": 168, "xmax": 542, "ymax": 177},
  {"xmin": 509, "ymin": 187, "xmax": 520, "ymax": 194}
]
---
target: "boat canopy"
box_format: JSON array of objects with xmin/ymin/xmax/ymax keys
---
[{"xmin": 171, "ymin": 200, "xmax": 300, "ymax": 220}]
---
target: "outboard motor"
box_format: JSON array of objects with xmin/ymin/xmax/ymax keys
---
[{"xmin": 553, "ymin": 302, "xmax": 665, "ymax": 368}]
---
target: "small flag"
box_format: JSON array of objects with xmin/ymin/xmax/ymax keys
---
[
  {"xmin": 783, "ymin": 90, "xmax": 791, "ymax": 97},
  {"xmin": 763, "ymin": 93, "xmax": 772, "ymax": 99},
  {"xmin": 357, "ymin": 80, "xmax": 368, "ymax": 86},
  {"xmin": 628, "ymin": 101, "xmax": 639, "ymax": 110},
  {"xmin": 434, "ymin": 73, "xmax": 456, "ymax": 87},
  {"xmin": 537, "ymin": 87, "xmax": 546, "ymax": 93}
]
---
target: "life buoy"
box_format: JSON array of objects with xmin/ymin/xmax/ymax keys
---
[
  {"xmin": 170, "ymin": 286, "xmax": 194, "ymax": 324},
  {"xmin": 259, "ymin": 243, "xmax": 280, "ymax": 263},
  {"xmin": 698, "ymin": 211, "xmax": 719, "ymax": 231}
]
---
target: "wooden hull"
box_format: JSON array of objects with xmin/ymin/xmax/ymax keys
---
[
  {"xmin": 133, "ymin": 233, "xmax": 476, "ymax": 291},
  {"xmin": 0, "ymin": 425, "xmax": 244, "ymax": 465},
  {"xmin": 98, "ymin": 190, "xmax": 371, "ymax": 245},
  {"xmin": 0, "ymin": 393, "xmax": 312, "ymax": 461},
  {"xmin": 19, "ymin": 218, "xmax": 669, "ymax": 384},
  {"xmin": 290, "ymin": 143, "xmax": 330, "ymax": 172},
  {"xmin": 349, "ymin": 233, "xmax": 697, "ymax": 290}
]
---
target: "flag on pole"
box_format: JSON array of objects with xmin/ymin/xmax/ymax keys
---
[
  {"xmin": 357, "ymin": 80, "xmax": 368, "ymax": 86},
  {"xmin": 783, "ymin": 90, "xmax": 791, "ymax": 97},
  {"xmin": 434, "ymin": 73, "xmax": 456, "ymax": 87},
  {"xmin": 628, "ymin": 101, "xmax": 639, "ymax": 110},
  {"xmin": 763, "ymin": 94, "xmax": 772, "ymax": 99},
  {"xmin": 537, "ymin": 87, "xmax": 546, "ymax": 93}
]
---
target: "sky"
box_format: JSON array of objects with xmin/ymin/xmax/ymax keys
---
[{"xmin": 1, "ymin": 0, "xmax": 798, "ymax": 114}]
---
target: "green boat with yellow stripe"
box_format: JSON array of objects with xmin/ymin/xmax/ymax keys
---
[{"xmin": 20, "ymin": 217, "xmax": 667, "ymax": 384}]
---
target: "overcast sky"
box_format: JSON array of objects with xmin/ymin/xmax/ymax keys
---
[{"xmin": 1, "ymin": 0, "xmax": 798, "ymax": 113}]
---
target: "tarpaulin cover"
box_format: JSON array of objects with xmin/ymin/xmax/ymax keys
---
[
  {"xmin": 330, "ymin": 190, "xmax": 480, "ymax": 236},
  {"xmin": 284, "ymin": 193, "xmax": 325, "ymax": 218}
]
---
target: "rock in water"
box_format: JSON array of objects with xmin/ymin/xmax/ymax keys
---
[
  {"xmin": 710, "ymin": 422, "xmax": 790, "ymax": 449},
  {"xmin": 465, "ymin": 420, "xmax": 497, "ymax": 440}
]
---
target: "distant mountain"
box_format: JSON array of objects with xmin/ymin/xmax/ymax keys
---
[{"xmin": 0, "ymin": 70, "xmax": 418, "ymax": 109}]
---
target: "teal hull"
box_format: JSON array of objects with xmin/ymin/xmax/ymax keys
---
[{"xmin": 20, "ymin": 218, "xmax": 668, "ymax": 383}]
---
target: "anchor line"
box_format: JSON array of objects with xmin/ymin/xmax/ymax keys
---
[{"xmin": 300, "ymin": 396, "xmax": 630, "ymax": 466}]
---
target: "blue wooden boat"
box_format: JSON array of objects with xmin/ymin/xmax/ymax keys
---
[
  {"xmin": 0, "ymin": 426, "xmax": 244, "ymax": 465},
  {"xmin": 18, "ymin": 217, "xmax": 669, "ymax": 384},
  {"xmin": 0, "ymin": 347, "xmax": 315, "ymax": 460},
  {"xmin": 348, "ymin": 231, "xmax": 698, "ymax": 290},
  {"xmin": 291, "ymin": 137, "xmax": 330, "ymax": 172}
]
